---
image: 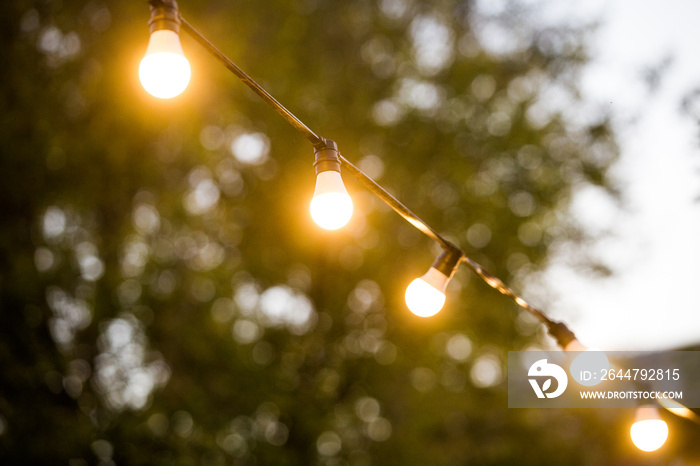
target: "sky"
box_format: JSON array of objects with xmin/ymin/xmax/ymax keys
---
[{"xmin": 532, "ymin": 0, "xmax": 700, "ymax": 350}]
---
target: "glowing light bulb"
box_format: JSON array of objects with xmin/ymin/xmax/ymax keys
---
[
  {"xmin": 310, "ymin": 170, "xmax": 353, "ymax": 230},
  {"xmin": 630, "ymin": 406, "xmax": 668, "ymax": 452},
  {"xmin": 566, "ymin": 339, "xmax": 610, "ymax": 387},
  {"xmin": 139, "ymin": 29, "xmax": 191, "ymax": 99},
  {"xmin": 405, "ymin": 248, "xmax": 462, "ymax": 318},
  {"xmin": 405, "ymin": 267, "xmax": 448, "ymax": 317}
]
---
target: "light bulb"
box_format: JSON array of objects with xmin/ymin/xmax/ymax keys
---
[
  {"xmin": 405, "ymin": 267, "xmax": 448, "ymax": 317},
  {"xmin": 310, "ymin": 171, "xmax": 353, "ymax": 230},
  {"xmin": 310, "ymin": 140, "xmax": 353, "ymax": 230},
  {"xmin": 139, "ymin": 29, "xmax": 191, "ymax": 99},
  {"xmin": 630, "ymin": 406, "xmax": 668, "ymax": 452},
  {"xmin": 405, "ymin": 247, "xmax": 462, "ymax": 317},
  {"xmin": 566, "ymin": 339, "xmax": 610, "ymax": 387}
]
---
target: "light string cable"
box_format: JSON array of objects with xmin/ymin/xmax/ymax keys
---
[
  {"xmin": 146, "ymin": 0, "xmax": 698, "ymax": 425},
  {"xmin": 174, "ymin": 3, "xmax": 578, "ymax": 348},
  {"xmin": 176, "ymin": 0, "xmax": 570, "ymax": 344}
]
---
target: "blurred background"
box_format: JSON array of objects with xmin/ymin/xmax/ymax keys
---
[{"xmin": 1, "ymin": 0, "xmax": 698, "ymax": 464}]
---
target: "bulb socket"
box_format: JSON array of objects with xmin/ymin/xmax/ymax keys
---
[
  {"xmin": 432, "ymin": 247, "xmax": 463, "ymax": 279},
  {"xmin": 547, "ymin": 320, "xmax": 577, "ymax": 349},
  {"xmin": 148, "ymin": 0, "xmax": 181, "ymax": 34},
  {"xmin": 313, "ymin": 139, "xmax": 341, "ymax": 175},
  {"xmin": 635, "ymin": 405, "xmax": 662, "ymax": 422}
]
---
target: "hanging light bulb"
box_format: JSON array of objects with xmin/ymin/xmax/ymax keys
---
[
  {"xmin": 405, "ymin": 247, "xmax": 463, "ymax": 317},
  {"xmin": 630, "ymin": 405, "xmax": 669, "ymax": 452},
  {"xmin": 310, "ymin": 140, "xmax": 353, "ymax": 230},
  {"xmin": 405, "ymin": 269, "xmax": 447, "ymax": 317},
  {"xmin": 139, "ymin": 0, "xmax": 191, "ymax": 99},
  {"xmin": 565, "ymin": 339, "xmax": 610, "ymax": 387}
]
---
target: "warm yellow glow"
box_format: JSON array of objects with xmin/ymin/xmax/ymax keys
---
[
  {"xmin": 631, "ymin": 420, "xmax": 668, "ymax": 451},
  {"xmin": 657, "ymin": 398, "xmax": 695, "ymax": 419},
  {"xmin": 631, "ymin": 406, "xmax": 668, "ymax": 452},
  {"xmin": 310, "ymin": 171, "xmax": 353, "ymax": 230},
  {"xmin": 139, "ymin": 30, "xmax": 191, "ymax": 99},
  {"xmin": 405, "ymin": 268, "xmax": 448, "ymax": 317}
]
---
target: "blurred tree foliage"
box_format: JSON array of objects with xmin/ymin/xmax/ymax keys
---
[{"xmin": 1, "ymin": 0, "xmax": 694, "ymax": 465}]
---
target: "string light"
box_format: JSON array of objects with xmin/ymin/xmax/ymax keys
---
[
  {"xmin": 405, "ymin": 248, "xmax": 463, "ymax": 317},
  {"xmin": 138, "ymin": 0, "xmax": 698, "ymax": 452},
  {"xmin": 310, "ymin": 140, "xmax": 353, "ymax": 230},
  {"xmin": 630, "ymin": 405, "xmax": 669, "ymax": 452},
  {"xmin": 139, "ymin": 0, "xmax": 191, "ymax": 99}
]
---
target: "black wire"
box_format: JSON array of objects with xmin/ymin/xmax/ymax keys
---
[{"xmin": 176, "ymin": 11, "xmax": 577, "ymax": 348}]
